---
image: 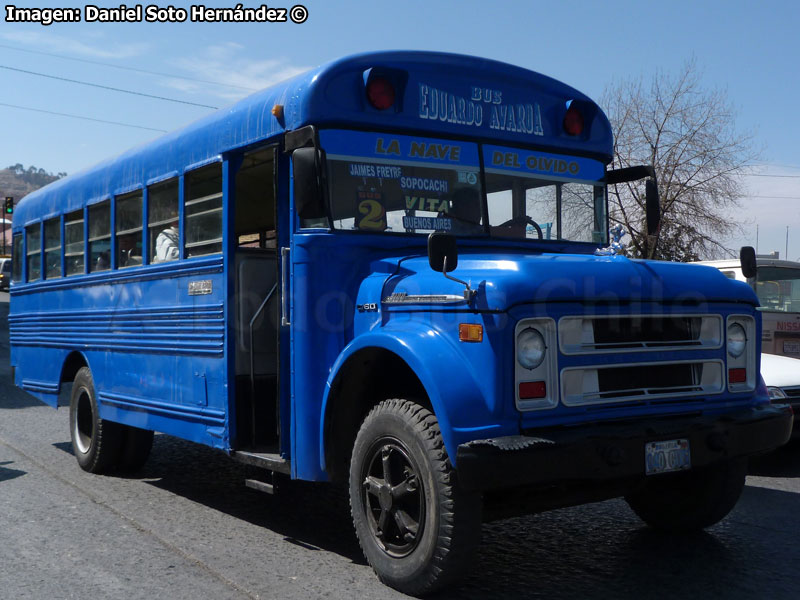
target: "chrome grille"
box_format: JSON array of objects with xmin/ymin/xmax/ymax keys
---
[
  {"xmin": 561, "ymin": 360, "xmax": 724, "ymax": 407},
  {"xmin": 559, "ymin": 315, "xmax": 722, "ymax": 355}
]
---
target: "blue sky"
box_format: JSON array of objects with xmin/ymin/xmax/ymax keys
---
[{"xmin": 1, "ymin": 0, "xmax": 798, "ymax": 257}]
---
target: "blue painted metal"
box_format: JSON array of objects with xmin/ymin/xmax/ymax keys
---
[{"xmin": 9, "ymin": 51, "xmax": 764, "ymax": 485}]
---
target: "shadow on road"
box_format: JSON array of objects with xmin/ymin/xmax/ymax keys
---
[
  {"xmin": 136, "ymin": 435, "xmax": 365, "ymax": 564},
  {"xmin": 749, "ymin": 441, "xmax": 800, "ymax": 478},
  {"xmin": 0, "ymin": 460, "xmax": 26, "ymax": 482},
  {"xmin": 75, "ymin": 433, "xmax": 798, "ymax": 600}
]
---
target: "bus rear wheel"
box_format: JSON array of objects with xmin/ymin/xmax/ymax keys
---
[
  {"xmin": 349, "ymin": 399, "xmax": 481, "ymax": 596},
  {"xmin": 69, "ymin": 367, "xmax": 123, "ymax": 474}
]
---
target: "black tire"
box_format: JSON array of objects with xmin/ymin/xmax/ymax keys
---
[
  {"xmin": 69, "ymin": 367, "xmax": 123, "ymax": 473},
  {"xmin": 118, "ymin": 426, "xmax": 154, "ymax": 472},
  {"xmin": 625, "ymin": 457, "xmax": 748, "ymax": 531},
  {"xmin": 349, "ymin": 399, "xmax": 481, "ymax": 596}
]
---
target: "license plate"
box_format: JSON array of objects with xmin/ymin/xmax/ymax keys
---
[
  {"xmin": 783, "ymin": 341, "xmax": 800, "ymax": 355},
  {"xmin": 645, "ymin": 439, "xmax": 691, "ymax": 475}
]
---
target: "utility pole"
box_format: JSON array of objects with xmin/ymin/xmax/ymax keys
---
[
  {"xmin": 756, "ymin": 224, "xmax": 759, "ymax": 254},
  {"xmin": 786, "ymin": 226, "xmax": 789, "ymax": 261}
]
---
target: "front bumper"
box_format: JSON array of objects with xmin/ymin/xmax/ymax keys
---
[{"xmin": 456, "ymin": 404, "xmax": 794, "ymax": 492}]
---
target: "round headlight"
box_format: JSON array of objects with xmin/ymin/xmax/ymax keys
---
[
  {"xmin": 727, "ymin": 323, "xmax": 747, "ymax": 358},
  {"xmin": 518, "ymin": 328, "xmax": 546, "ymax": 370}
]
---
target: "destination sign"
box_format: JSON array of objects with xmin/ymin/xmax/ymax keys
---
[
  {"xmin": 483, "ymin": 145, "xmax": 605, "ymax": 182},
  {"xmin": 320, "ymin": 130, "xmax": 480, "ymax": 168}
]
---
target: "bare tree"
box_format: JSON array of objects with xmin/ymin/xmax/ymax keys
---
[{"xmin": 601, "ymin": 59, "xmax": 756, "ymax": 260}]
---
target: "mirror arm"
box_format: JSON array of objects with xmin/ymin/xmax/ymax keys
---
[{"xmin": 442, "ymin": 256, "xmax": 475, "ymax": 301}]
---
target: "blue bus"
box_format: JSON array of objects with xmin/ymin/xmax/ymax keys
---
[{"xmin": 10, "ymin": 52, "xmax": 792, "ymax": 594}]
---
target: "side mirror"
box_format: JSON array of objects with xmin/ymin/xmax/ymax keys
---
[
  {"xmin": 740, "ymin": 246, "xmax": 757, "ymax": 279},
  {"xmin": 428, "ymin": 232, "xmax": 458, "ymax": 273},
  {"xmin": 292, "ymin": 147, "xmax": 325, "ymax": 220},
  {"xmin": 645, "ymin": 178, "xmax": 660, "ymax": 236}
]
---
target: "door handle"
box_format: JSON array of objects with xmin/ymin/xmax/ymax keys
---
[{"xmin": 281, "ymin": 246, "xmax": 290, "ymax": 326}]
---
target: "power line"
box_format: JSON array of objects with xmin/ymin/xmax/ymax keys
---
[
  {"xmin": 0, "ymin": 102, "xmax": 167, "ymax": 133},
  {"xmin": 0, "ymin": 64, "xmax": 219, "ymax": 109},
  {"xmin": 748, "ymin": 174, "xmax": 800, "ymax": 178},
  {"xmin": 0, "ymin": 43, "xmax": 259, "ymax": 92},
  {"xmin": 750, "ymin": 195, "xmax": 800, "ymax": 200}
]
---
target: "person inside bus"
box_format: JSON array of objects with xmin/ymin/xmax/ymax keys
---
[{"xmin": 155, "ymin": 220, "xmax": 179, "ymax": 262}]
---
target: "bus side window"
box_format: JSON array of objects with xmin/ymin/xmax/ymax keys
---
[
  {"xmin": 116, "ymin": 190, "xmax": 143, "ymax": 268},
  {"xmin": 25, "ymin": 223, "xmax": 41, "ymax": 282},
  {"xmin": 64, "ymin": 210, "xmax": 84, "ymax": 276},
  {"xmin": 88, "ymin": 201, "xmax": 111, "ymax": 273},
  {"xmin": 11, "ymin": 233, "xmax": 22, "ymax": 282},
  {"xmin": 44, "ymin": 217, "xmax": 61, "ymax": 279},
  {"xmin": 185, "ymin": 164, "xmax": 222, "ymax": 257},
  {"xmin": 148, "ymin": 178, "xmax": 179, "ymax": 263}
]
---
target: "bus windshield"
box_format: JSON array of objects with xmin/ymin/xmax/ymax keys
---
[
  {"xmin": 482, "ymin": 145, "xmax": 606, "ymax": 243},
  {"xmin": 756, "ymin": 266, "xmax": 800, "ymax": 312},
  {"xmin": 321, "ymin": 129, "xmax": 607, "ymax": 243}
]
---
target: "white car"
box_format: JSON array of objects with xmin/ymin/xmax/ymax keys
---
[{"xmin": 761, "ymin": 353, "xmax": 800, "ymax": 437}]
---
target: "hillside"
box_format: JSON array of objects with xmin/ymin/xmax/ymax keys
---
[{"xmin": 0, "ymin": 164, "xmax": 66, "ymax": 208}]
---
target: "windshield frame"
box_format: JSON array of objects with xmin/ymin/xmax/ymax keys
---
[
  {"xmin": 316, "ymin": 128, "xmax": 609, "ymax": 246},
  {"xmin": 754, "ymin": 265, "xmax": 800, "ymax": 313}
]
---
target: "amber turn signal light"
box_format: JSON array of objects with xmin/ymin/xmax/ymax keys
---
[{"xmin": 459, "ymin": 323, "xmax": 483, "ymax": 343}]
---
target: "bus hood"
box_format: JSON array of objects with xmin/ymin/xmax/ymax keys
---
[{"xmin": 379, "ymin": 252, "xmax": 758, "ymax": 310}]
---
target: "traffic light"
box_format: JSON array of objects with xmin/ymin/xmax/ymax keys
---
[{"xmin": 4, "ymin": 197, "xmax": 12, "ymax": 215}]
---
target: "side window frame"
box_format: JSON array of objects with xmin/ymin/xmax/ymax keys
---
[
  {"xmin": 25, "ymin": 222, "xmax": 42, "ymax": 282},
  {"xmin": 88, "ymin": 200, "xmax": 111, "ymax": 273},
  {"xmin": 64, "ymin": 209, "xmax": 85, "ymax": 276},
  {"xmin": 184, "ymin": 163, "xmax": 223, "ymax": 258},
  {"xmin": 148, "ymin": 178, "xmax": 180, "ymax": 264},
  {"xmin": 44, "ymin": 216, "xmax": 62, "ymax": 279},
  {"xmin": 11, "ymin": 233, "xmax": 23, "ymax": 283},
  {"xmin": 115, "ymin": 190, "xmax": 143, "ymax": 269}
]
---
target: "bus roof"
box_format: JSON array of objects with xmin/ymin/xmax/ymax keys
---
[{"xmin": 14, "ymin": 50, "xmax": 613, "ymax": 228}]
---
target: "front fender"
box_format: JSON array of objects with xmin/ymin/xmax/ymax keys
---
[{"xmin": 320, "ymin": 320, "xmax": 516, "ymax": 471}]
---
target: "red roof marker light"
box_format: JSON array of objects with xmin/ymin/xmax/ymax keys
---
[
  {"xmin": 366, "ymin": 76, "xmax": 396, "ymax": 111},
  {"xmin": 563, "ymin": 102, "xmax": 584, "ymax": 136}
]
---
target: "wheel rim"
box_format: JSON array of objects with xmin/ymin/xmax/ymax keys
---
[
  {"xmin": 361, "ymin": 437, "xmax": 425, "ymax": 558},
  {"xmin": 73, "ymin": 388, "xmax": 94, "ymax": 455}
]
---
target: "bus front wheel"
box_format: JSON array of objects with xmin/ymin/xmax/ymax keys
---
[
  {"xmin": 349, "ymin": 399, "xmax": 481, "ymax": 595},
  {"xmin": 69, "ymin": 367, "xmax": 123, "ymax": 474}
]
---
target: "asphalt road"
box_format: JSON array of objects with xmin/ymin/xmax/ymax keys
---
[{"xmin": 1, "ymin": 293, "xmax": 799, "ymax": 599}]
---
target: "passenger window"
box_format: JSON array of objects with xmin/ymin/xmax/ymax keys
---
[
  {"xmin": 44, "ymin": 217, "xmax": 61, "ymax": 279},
  {"xmin": 148, "ymin": 179, "xmax": 179, "ymax": 263},
  {"xmin": 26, "ymin": 223, "xmax": 41, "ymax": 282},
  {"xmin": 65, "ymin": 210, "xmax": 85, "ymax": 276},
  {"xmin": 116, "ymin": 190, "xmax": 143, "ymax": 268},
  {"xmin": 88, "ymin": 201, "xmax": 111, "ymax": 273},
  {"xmin": 12, "ymin": 234, "xmax": 22, "ymax": 282},
  {"xmin": 185, "ymin": 164, "xmax": 222, "ymax": 257}
]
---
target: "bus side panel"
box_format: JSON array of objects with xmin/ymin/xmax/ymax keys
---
[
  {"xmin": 9, "ymin": 258, "xmax": 229, "ymax": 449},
  {"xmin": 10, "ymin": 345, "xmax": 68, "ymax": 406}
]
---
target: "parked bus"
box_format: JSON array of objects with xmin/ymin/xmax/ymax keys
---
[{"xmin": 9, "ymin": 52, "xmax": 792, "ymax": 595}]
